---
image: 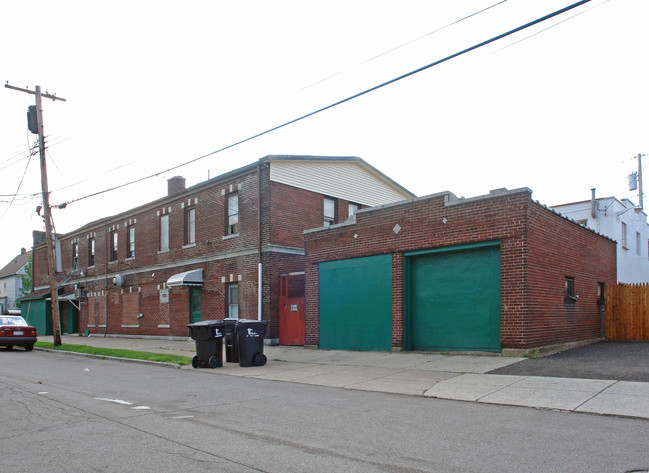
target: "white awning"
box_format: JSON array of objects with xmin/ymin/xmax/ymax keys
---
[{"xmin": 167, "ymin": 269, "xmax": 203, "ymax": 287}]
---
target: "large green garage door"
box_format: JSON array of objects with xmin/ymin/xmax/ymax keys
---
[
  {"xmin": 405, "ymin": 242, "xmax": 501, "ymax": 352},
  {"xmin": 319, "ymin": 254, "xmax": 392, "ymax": 351}
]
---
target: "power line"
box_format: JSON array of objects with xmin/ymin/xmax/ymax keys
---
[
  {"xmin": 299, "ymin": 0, "xmax": 508, "ymax": 93},
  {"xmin": 60, "ymin": 0, "xmax": 592, "ymax": 208}
]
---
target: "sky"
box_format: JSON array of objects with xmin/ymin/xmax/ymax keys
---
[{"xmin": 1, "ymin": 0, "xmax": 648, "ymax": 267}]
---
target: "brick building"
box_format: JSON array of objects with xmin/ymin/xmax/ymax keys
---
[
  {"xmin": 29, "ymin": 155, "xmax": 414, "ymax": 341},
  {"xmin": 304, "ymin": 188, "xmax": 617, "ymax": 353}
]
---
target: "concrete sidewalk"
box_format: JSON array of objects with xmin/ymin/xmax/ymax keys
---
[{"xmin": 39, "ymin": 335, "xmax": 649, "ymax": 421}]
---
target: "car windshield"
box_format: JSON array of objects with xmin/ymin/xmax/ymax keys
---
[{"xmin": 0, "ymin": 316, "xmax": 28, "ymax": 326}]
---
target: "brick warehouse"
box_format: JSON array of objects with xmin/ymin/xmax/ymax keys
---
[
  {"xmin": 304, "ymin": 188, "xmax": 617, "ymax": 353},
  {"xmin": 28, "ymin": 155, "xmax": 414, "ymax": 341}
]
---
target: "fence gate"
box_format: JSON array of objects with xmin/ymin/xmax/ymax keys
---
[{"xmin": 606, "ymin": 283, "xmax": 649, "ymax": 340}]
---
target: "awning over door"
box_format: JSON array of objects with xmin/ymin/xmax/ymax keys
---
[{"xmin": 167, "ymin": 269, "xmax": 203, "ymax": 287}]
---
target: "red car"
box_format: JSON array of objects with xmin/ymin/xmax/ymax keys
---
[{"xmin": 0, "ymin": 316, "xmax": 37, "ymax": 351}]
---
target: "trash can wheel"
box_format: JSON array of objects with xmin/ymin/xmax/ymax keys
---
[
  {"xmin": 191, "ymin": 356, "xmax": 200, "ymax": 369},
  {"xmin": 253, "ymin": 352, "xmax": 267, "ymax": 367},
  {"xmin": 208, "ymin": 355, "xmax": 220, "ymax": 369}
]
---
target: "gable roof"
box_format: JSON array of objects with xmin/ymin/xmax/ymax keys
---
[{"xmin": 0, "ymin": 250, "xmax": 31, "ymax": 279}]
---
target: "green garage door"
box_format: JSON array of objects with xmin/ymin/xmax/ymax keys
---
[
  {"xmin": 406, "ymin": 243, "xmax": 500, "ymax": 352},
  {"xmin": 319, "ymin": 254, "xmax": 392, "ymax": 351}
]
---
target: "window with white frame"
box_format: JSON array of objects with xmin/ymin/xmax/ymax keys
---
[
  {"xmin": 88, "ymin": 237, "xmax": 95, "ymax": 267},
  {"xmin": 110, "ymin": 231, "xmax": 118, "ymax": 262},
  {"xmin": 621, "ymin": 222, "xmax": 628, "ymax": 248},
  {"xmin": 72, "ymin": 242, "xmax": 79, "ymax": 270},
  {"xmin": 227, "ymin": 284, "xmax": 239, "ymax": 318},
  {"xmin": 127, "ymin": 225, "xmax": 135, "ymax": 258},
  {"xmin": 324, "ymin": 197, "xmax": 336, "ymax": 226},
  {"xmin": 160, "ymin": 215, "xmax": 169, "ymax": 252},
  {"xmin": 185, "ymin": 207, "xmax": 196, "ymax": 245},
  {"xmin": 227, "ymin": 194, "xmax": 239, "ymax": 235},
  {"xmin": 348, "ymin": 203, "xmax": 359, "ymax": 219},
  {"xmin": 636, "ymin": 231, "xmax": 642, "ymax": 256}
]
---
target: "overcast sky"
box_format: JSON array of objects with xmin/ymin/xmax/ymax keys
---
[{"xmin": 1, "ymin": 0, "xmax": 647, "ymax": 267}]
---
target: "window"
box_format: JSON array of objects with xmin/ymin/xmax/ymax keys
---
[
  {"xmin": 348, "ymin": 203, "xmax": 359, "ymax": 219},
  {"xmin": 110, "ymin": 231, "xmax": 118, "ymax": 262},
  {"xmin": 597, "ymin": 282, "xmax": 606, "ymax": 304},
  {"xmin": 127, "ymin": 225, "xmax": 135, "ymax": 258},
  {"xmin": 72, "ymin": 242, "xmax": 79, "ymax": 270},
  {"xmin": 184, "ymin": 208, "xmax": 196, "ymax": 245},
  {"xmin": 565, "ymin": 277, "xmax": 576, "ymax": 302},
  {"xmin": 160, "ymin": 215, "xmax": 169, "ymax": 252},
  {"xmin": 227, "ymin": 194, "xmax": 239, "ymax": 235},
  {"xmin": 227, "ymin": 284, "xmax": 239, "ymax": 318},
  {"xmin": 621, "ymin": 222, "xmax": 628, "ymax": 248},
  {"xmin": 88, "ymin": 237, "xmax": 95, "ymax": 267},
  {"xmin": 636, "ymin": 232, "xmax": 642, "ymax": 256},
  {"xmin": 324, "ymin": 197, "xmax": 336, "ymax": 226}
]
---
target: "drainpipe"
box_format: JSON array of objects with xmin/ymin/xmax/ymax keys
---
[{"xmin": 257, "ymin": 162, "xmax": 263, "ymax": 322}]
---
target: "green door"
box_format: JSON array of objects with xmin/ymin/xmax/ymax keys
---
[
  {"xmin": 190, "ymin": 287, "xmax": 202, "ymax": 323},
  {"xmin": 319, "ymin": 254, "xmax": 392, "ymax": 351},
  {"xmin": 406, "ymin": 243, "xmax": 500, "ymax": 352}
]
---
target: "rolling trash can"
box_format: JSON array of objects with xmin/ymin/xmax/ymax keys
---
[
  {"xmin": 222, "ymin": 318, "xmax": 239, "ymax": 363},
  {"xmin": 235, "ymin": 320, "xmax": 269, "ymax": 367},
  {"xmin": 187, "ymin": 320, "xmax": 224, "ymax": 369}
]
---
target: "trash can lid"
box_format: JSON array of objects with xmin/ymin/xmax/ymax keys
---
[{"xmin": 187, "ymin": 319, "xmax": 224, "ymax": 327}]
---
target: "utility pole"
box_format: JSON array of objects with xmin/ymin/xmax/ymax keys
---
[
  {"xmin": 5, "ymin": 83, "xmax": 66, "ymax": 346},
  {"xmin": 637, "ymin": 153, "xmax": 644, "ymax": 210}
]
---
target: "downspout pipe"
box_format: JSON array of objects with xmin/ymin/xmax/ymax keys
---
[
  {"xmin": 257, "ymin": 162, "xmax": 263, "ymax": 322},
  {"xmin": 591, "ymin": 188, "xmax": 597, "ymax": 219}
]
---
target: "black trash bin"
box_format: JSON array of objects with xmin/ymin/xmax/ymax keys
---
[
  {"xmin": 187, "ymin": 320, "xmax": 224, "ymax": 369},
  {"xmin": 222, "ymin": 318, "xmax": 239, "ymax": 363},
  {"xmin": 235, "ymin": 319, "xmax": 269, "ymax": 367}
]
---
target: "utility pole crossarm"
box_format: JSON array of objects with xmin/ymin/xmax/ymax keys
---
[{"xmin": 5, "ymin": 82, "xmax": 67, "ymax": 102}]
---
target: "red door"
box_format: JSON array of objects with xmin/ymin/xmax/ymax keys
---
[{"xmin": 279, "ymin": 275, "xmax": 305, "ymax": 346}]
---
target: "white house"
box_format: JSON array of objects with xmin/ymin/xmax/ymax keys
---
[
  {"xmin": 0, "ymin": 248, "xmax": 31, "ymax": 314},
  {"xmin": 552, "ymin": 190, "xmax": 649, "ymax": 283}
]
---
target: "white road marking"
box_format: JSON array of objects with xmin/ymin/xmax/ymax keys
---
[{"xmin": 95, "ymin": 397, "xmax": 133, "ymax": 405}]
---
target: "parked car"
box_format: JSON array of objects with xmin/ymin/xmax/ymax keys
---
[{"xmin": 0, "ymin": 316, "xmax": 37, "ymax": 351}]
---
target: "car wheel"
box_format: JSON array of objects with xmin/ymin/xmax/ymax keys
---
[
  {"xmin": 25, "ymin": 344, "xmax": 34, "ymax": 351},
  {"xmin": 191, "ymin": 356, "xmax": 200, "ymax": 369}
]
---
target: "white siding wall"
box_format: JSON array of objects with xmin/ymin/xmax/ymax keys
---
[
  {"xmin": 553, "ymin": 198, "xmax": 649, "ymax": 283},
  {"xmin": 269, "ymin": 160, "xmax": 412, "ymax": 207}
]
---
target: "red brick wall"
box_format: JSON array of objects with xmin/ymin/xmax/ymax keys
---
[
  {"xmin": 305, "ymin": 190, "xmax": 617, "ymax": 350},
  {"xmin": 31, "ymin": 162, "xmax": 348, "ymax": 340}
]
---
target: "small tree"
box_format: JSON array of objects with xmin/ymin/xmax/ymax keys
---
[{"xmin": 18, "ymin": 253, "xmax": 33, "ymax": 308}]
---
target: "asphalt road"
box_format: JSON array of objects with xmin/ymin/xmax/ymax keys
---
[
  {"xmin": 489, "ymin": 341, "xmax": 649, "ymax": 382},
  {"xmin": 2, "ymin": 349, "xmax": 649, "ymax": 473}
]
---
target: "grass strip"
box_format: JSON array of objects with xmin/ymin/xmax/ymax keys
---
[{"xmin": 35, "ymin": 342, "xmax": 192, "ymax": 366}]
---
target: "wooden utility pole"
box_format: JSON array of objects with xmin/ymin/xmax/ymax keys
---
[{"xmin": 5, "ymin": 83, "xmax": 66, "ymax": 346}]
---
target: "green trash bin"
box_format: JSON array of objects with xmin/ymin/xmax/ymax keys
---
[
  {"xmin": 235, "ymin": 320, "xmax": 268, "ymax": 367},
  {"xmin": 187, "ymin": 320, "xmax": 224, "ymax": 369}
]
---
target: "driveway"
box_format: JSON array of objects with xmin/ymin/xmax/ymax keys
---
[{"xmin": 488, "ymin": 341, "xmax": 649, "ymax": 382}]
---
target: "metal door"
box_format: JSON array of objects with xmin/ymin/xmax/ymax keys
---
[
  {"xmin": 279, "ymin": 275, "xmax": 305, "ymax": 346},
  {"xmin": 190, "ymin": 287, "xmax": 202, "ymax": 323}
]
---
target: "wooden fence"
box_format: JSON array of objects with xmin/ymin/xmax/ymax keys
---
[{"xmin": 606, "ymin": 283, "xmax": 649, "ymax": 340}]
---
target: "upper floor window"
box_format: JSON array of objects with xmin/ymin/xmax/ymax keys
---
[
  {"xmin": 227, "ymin": 194, "xmax": 239, "ymax": 235},
  {"xmin": 621, "ymin": 222, "xmax": 628, "ymax": 248},
  {"xmin": 636, "ymin": 232, "xmax": 642, "ymax": 256},
  {"xmin": 127, "ymin": 225, "xmax": 135, "ymax": 258},
  {"xmin": 160, "ymin": 215, "xmax": 170, "ymax": 252},
  {"xmin": 348, "ymin": 203, "xmax": 359, "ymax": 219},
  {"xmin": 185, "ymin": 208, "xmax": 196, "ymax": 245},
  {"xmin": 324, "ymin": 197, "xmax": 336, "ymax": 226},
  {"xmin": 72, "ymin": 242, "xmax": 79, "ymax": 270},
  {"xmin": 88, "ymin": 237, "xmax": 95, "ymax": 267},
  {"xmin": 110, "ymin": 231, "xmax": 118, "ymax": 262}
]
